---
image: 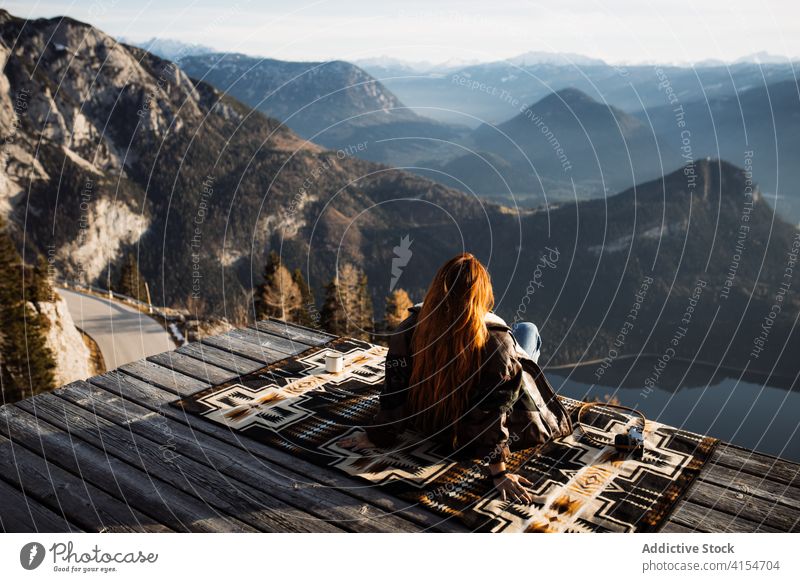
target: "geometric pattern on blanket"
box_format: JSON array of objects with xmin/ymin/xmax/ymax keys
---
[{"xmin": 172, "ymin": 337, "xmax": 718, "ymax": 532}]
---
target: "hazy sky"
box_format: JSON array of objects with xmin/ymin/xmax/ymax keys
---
[{"xmin": 5, "ymin": 0, "xmax": 800, "ymax": 65}]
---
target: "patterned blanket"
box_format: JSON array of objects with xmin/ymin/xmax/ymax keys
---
[{"xmin": 172, "ymin": 337, "xmax": 718, "ymax": 532}]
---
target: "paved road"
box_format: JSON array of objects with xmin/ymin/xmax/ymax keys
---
[{"xmin": 58, "ymin": 288, "xmax": 176, "ymax": 370}]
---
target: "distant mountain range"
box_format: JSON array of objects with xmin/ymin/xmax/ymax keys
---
[
  {"xmin": 353, "ymin": 51, "xmax": 606, "ymax": 78},
  {"xmin": 356, "ymin": 51, "xmax": 798, "ymax": 77},
  {"xmin": 120, "ymin": 37, "xmax": 216, "ymax": 61},
  {"xmin": 353, "ymin": 56, "xmax": 480, "ymax": 76},
  {"xmin": 503, "ymin": 51, "xmax": 608, "ymax": 68},
  {"xmin": 368, "ymin": 58, "xmax": 800, "ymax": 126},
  {"xmin": 166, "ymin": 49, "xmax": 800, "ymax": 221},
  {"xmin": 415, "ymin": 82, "xmax": 800, "ymax": 221},
  {"xmin": 177, "ymin": 53, "xmax": 467, "ymax": 165},
  {"xmin": 1, "ymin": 9, "xmax": 798, "ymax": 378},
  {"xmin": 733, "ymin": 51, "xmax": 798, "ymax": 64}
]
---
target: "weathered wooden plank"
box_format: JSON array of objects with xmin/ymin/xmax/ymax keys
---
[
  {"xmin": 15, "ymin": 392, "xmax": 342, "ymax": 533},
  {"xmin": 711, "ymin": 444, "xmax": 800, "ymax": 489},
  {"xmin": 697, "ymin": 462, "xmax": 800, "ymax": 513},
  {"xmin": 227, "ymin": 327, "xmax": 312, "ymax": 357},
  {"xmin": 666, "ymin": 499, "xmax": 779, "ymax": 533},
  {"xmin": 58, "ymin": 380, "xmax": 420, "ymax": 533},
  {"xmin": 176, "ymin": 341, "xmax": 265, "ymax": 375},
  {"xmin": 89, "ymin": 370, "xmax": 466, "ymax": 532},
  {"xmin": 202, "ymin": 332, "xmax": 289, "ymax": 364},
  {"xmin": 0, "ymin": 432, "xmax": 170, "ymax": 533},
  {"xmin": 659, "ymin": 520, "xmax": 698, "ymax": 533},
  {"xmin": 685, "ymin": 478, "xmax": 799, "ymax": 531},
  {"xmin": 267, "ymin": 317, "xmax": 337, "ymax": 339},
  {"xmin": 120, "ymin": 359, "xmax": 207, "ymax": 397},
  {"xmin": 0, "ymin": 402, "xmax": 255, "ymax": 533},
  {"xmin": 250, "ymin": 319, "xmax": 334, "ymax": 346},
  {"xmin": 0, "ymin": 476, "xmax": 80, "ymax": 533},
  {"xmin": 236, "ymin": 326, "xmax": 318, "ymax": 355},
  {"xmin": 148, "ymin": 350, "xmax": 237, "ymax": 385}
]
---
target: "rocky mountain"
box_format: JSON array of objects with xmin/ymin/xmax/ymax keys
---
[
  {"xmin": 178, "ymin": 53, "xmax": 415, "ymax": 135},
  {"xmin": 0, "ymin": 10, "xmax": 485, "ymax": 318},
  {"xmin": 1, "ymin": 10, "xmax": 797, "ymax": 380},
  {"xmin": 177, "ymin": 53, "xmax": 467, "ymax": 164}
]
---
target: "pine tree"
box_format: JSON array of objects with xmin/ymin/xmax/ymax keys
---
[
  {"xmin": 263, "ymin": 250, "xmax": 281, "ymax": 281},
  {"xmin": 0, "ymin": 218, "xmax": 56, "ymax": 403},
  {"xmin": 28, "ymin": 254, "xmax": 55, "ymax": 303},
  {"xmin": 291, "ymin": 268, "xmax": 316, "ymax": 326},
  {"xmin": 384, "ymin": 288, "xmax": 413, "ymax": 330},
  {"xmin": 321, "ymin": 277, "xmax": 347, "ymax": 336},
  {"xmin": 356, "ymin": 270, "xmax": 374, "ymax": 338},
  {"xmin": 255, "ymin": 252, "xmax": 302, "ymax": 321},
  {"xmin": 255, "ymin": 251, "xmax": 280, "ymax": 319},
  {"xmin": 116, "ymin": 252, "xmax": 148, "ymax": 302},
  {"xmin": 320, "ymin": 263, "xmax": 372, "ymax": 339}
]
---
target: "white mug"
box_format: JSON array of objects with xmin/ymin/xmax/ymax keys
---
[{"xmin": 325, "ymin": 351, "xmax": 344, "ymax": 374}]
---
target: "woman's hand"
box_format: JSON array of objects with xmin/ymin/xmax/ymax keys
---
[
  {"xmin": 493, "ymin": 473, "xmax": 534, "ymax": 504},
  {"xmin": 337, "ymin": 430, "xmax": 375, "ymax": 450}
]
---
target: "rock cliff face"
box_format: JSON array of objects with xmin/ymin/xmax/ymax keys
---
[
  {"xmin": 55, "ymin": 197, "xmax": 149, "ymax": 283},
  {"xmin": 0, "ymin": 10, "xmax": 164, "ymax": 278},
  {"xmin": 35, "ymin": 292, "xmax": 92, "ymax": 385}
]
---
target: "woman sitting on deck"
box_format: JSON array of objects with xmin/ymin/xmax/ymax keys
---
[{"xmin": 339, "ymin": 253, "xmax": 573, "ymax": 503}]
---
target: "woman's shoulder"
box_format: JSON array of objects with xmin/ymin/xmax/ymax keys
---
[
  {"xmin": 484, "ymin": 312, "xmax": 516, "ymax": 351},
  {"xmin": 482, "ymin": 325, "xmax": 522, "ymax": 381},
  {"xmin": 484, "ymin": 311, "xmax": 511, "ymax": 331}
]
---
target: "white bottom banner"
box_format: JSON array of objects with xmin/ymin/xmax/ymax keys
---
[{"xmin": 1, "ymin": 533, "xmax": 796, "ymax": 581}]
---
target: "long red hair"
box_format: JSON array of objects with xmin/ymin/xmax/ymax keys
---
[{"xmin": 407, "ymin": 253, "xmax": 494, "ymax": 443}]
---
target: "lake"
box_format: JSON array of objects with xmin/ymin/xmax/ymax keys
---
[{"xmin": 548, "ymin": 356, "xmax": 800, "ymax": 463}]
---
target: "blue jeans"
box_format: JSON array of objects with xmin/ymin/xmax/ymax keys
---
[{"xmin": 511, "ymin": 321, "xmax": 542, "ymax": 363}]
